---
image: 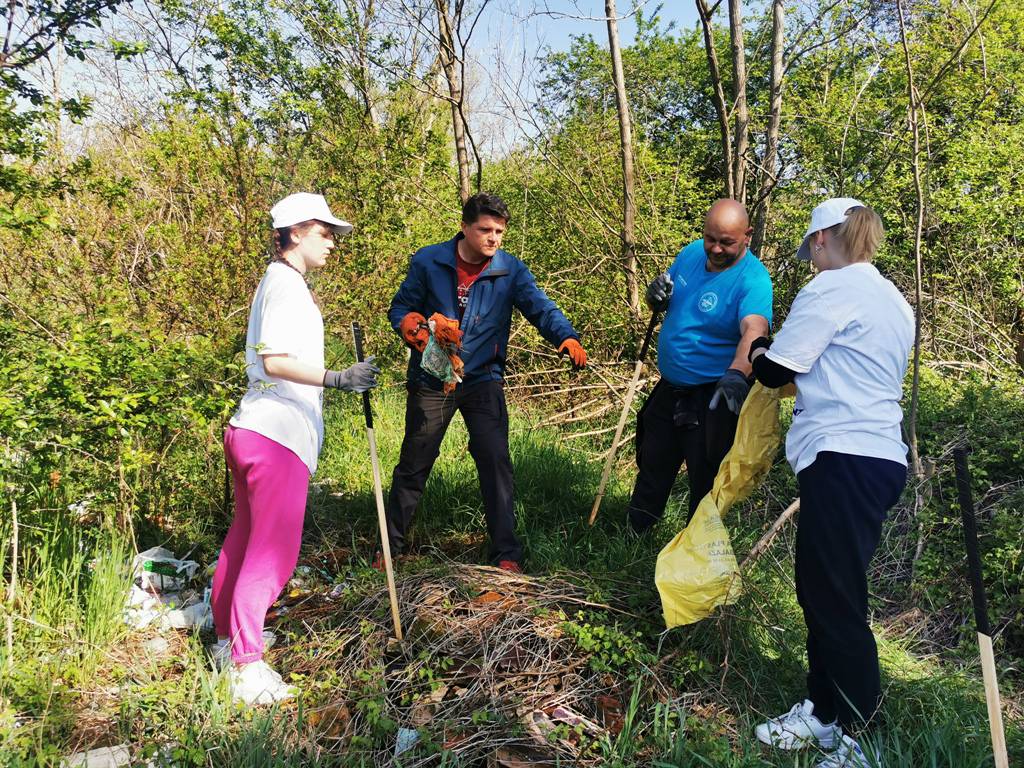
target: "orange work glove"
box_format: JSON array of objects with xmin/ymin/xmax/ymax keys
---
[
  {"xmin": 399, "ymin": 312, "xmax": 428, "ymax": 352},
  {"xmin": 558, "ymin": 338, "xmax": 587, "ymax": 370},
  {"xmin": 443, "ymin": 355, "xmax": 464, "ymax": 395},
  {"xmin": 429, "ymin": 312, "xmax": 463, "ymax": 347}
]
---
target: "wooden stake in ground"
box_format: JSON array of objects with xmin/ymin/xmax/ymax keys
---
[
  {"xmin": 953, "ymin": 446, "xmax": 1008, "ymax": 768},
  {"xmin": 351, "ymin": 322, "xmax": 403, "ymax": 640},
  {"xmin": 589, "ymin": 312, "xmax": 659, "ymax": 525}
]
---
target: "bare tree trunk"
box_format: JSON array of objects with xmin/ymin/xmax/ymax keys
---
[
  {"xmin": 897, "ymin": 0, "xmax": 931, "ymax": 582},
  {"xmin": 434, "ymin": 0, "xmax": 471, "ymax": 204},
  {"xmin": 695, "ymin": 0, "xmax": 734, "ymax": 198},
  {"xmin": 352, "ymin": 0, "xmax": 380, "ymax": 128},
  {"xmin": 51, "ymin": 47, "xmax": 63, "ymax": 160},
  {"xmin": 728, "ymin": 0, "xmax": 749, "ymax": 203},
  {"xmin": 751, "ymin": 0, "xmax": 784, "ymax": 254},
  {"xmin": 897, "ymin": 0, "xmax": 924, "ymax": 477},
  {"xmin": 605, "ymin": 0, "xmax": 639, "ymax": 319}
]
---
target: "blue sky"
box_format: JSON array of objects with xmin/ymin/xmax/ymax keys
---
[
  {"xmin": 65, "ymin": 0, "xmax": 704, "ymax": 154},
  {"xmin": 469, "ymin": 1, "xmax": 701, "ymax": 153},
  {"xmin": 507, "ymin": 0, "xmax": 700, "ymax": 51}
]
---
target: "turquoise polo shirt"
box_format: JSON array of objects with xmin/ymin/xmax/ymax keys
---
[{"xmin": 657, "ymin": 239, "xmax": 773, "ymax": 387}]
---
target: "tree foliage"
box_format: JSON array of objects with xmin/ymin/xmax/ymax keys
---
[{"xmin": 1, "ymin": 0, "xmax": 1022, "ymax": 703}]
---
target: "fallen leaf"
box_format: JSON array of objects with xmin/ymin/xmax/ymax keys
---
[
  {"xmin": 493, "ymin": 746, "xmax": 557, "ymax": 767},
  {"xmin": 308, "ymin": 702, "xmax": 351, "ymax": 738},
  {"xmin": 595, "ymin": 695, "xmax": 624, "ymax": 736},
  {"xmin": 410, "ymin": 700, "xmax": 433, "ymax": 727},
  {"xmin": 473, "ymin": 590, "xmax": 504, "ymax": 604}
]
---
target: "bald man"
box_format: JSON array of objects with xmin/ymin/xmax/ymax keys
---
[{"xmin": 628, "ymin": 199, "xmax": 773, "ymax": 533}]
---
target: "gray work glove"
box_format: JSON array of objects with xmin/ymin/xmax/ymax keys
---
[
  {"xmin": 709, "ymin": 368, "xmax": 750, "ymax": 416},
  {"xmin": 324, "ymin": 356, "xmax": 380, "ymax": 393},
  {"xmin": 645, "ymin": 272, "xmax": 673, "ymax": 312}
]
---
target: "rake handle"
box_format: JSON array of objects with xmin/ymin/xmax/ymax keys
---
[
  {"xmin": 351, "ymin": 322, "xmax": 374, "ymax": 429},
  {"xmin": 350, "ymin": 321, "xmax": 403, "ymax": 640}
]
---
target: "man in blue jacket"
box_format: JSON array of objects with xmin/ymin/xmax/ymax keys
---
[{"xmin": 386, "ymin": 192, "xmax": 586, "ymax": 571}]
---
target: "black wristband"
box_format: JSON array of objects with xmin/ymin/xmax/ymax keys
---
[{"xmin": 747, "ymin": 336, "xmax": 772, "ymax": 363}]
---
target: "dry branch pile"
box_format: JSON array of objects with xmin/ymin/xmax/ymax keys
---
[{"xmin": 279, "ymin": 563, "xmax": 674, "ymax": 766}]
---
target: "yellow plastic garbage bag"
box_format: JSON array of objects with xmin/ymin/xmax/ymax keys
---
[{"xmin": 655, "ymin": 382, "xmax": 786, "ymax": 628}]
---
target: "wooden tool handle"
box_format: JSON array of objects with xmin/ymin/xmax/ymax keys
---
[{"xmin": 588, "ymin": 312, "xmax": 660, "ymax": 526}]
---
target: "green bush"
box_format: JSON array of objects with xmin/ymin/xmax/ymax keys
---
[{"xmin": 0, "ymin": 302, "xmax": 239, "ymax": 554}]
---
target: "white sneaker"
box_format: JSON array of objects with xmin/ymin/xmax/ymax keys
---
[
  {"xmin": 817, "ymin": 734, "xmax": 881, "ymax": 767},
  {"xmin": 754, "ymin": 700, "xmax": 842, "ymax": 750},
  {"xmin": 209, "ymin": 630, "xmax": 277, "ymax": 671},
  {"xmin": 228, "ymin": 660, "xmax": 297, "ymax": 706}
]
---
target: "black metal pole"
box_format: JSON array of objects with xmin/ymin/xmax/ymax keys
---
[
  {"xmin": 351, "ymin": 322, "xmax": 374, "ymax": 429},
  {"xmin": 953, "ymin": 446, "xmax": 990, "ymax": 636},
  {"xmin": 637, "ymin": 310, "xmax": 659, "ymax": 362},
  {"xmin": 589, "ymin": 310, "xmax": 660, "ymax": 525}
]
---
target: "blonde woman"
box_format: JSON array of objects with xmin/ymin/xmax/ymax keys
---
[
  {"xmin": 212, "ymin": 193, "xmax": 379, "ymax": 706},
  {"xmin": 749, "ymin": 199, "xmax": 914, "ymax": 767}
]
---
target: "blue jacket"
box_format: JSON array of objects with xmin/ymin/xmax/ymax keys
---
[{"xmin": 389, "ymin": 235, "xmax": 579, "ymax": 388}]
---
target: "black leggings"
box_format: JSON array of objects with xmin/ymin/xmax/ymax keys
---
[{"xmin": 796, "ymin": 451, "xmax": 907, "ymax": 731}]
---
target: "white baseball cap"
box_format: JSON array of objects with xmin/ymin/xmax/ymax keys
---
[
  {"xmin": 797, "ymin": 197, "xmax": 865, "ymax": 260},
  {"xmin": 270, "ymin": 193, "xmax": 353, "ymax": 234}
]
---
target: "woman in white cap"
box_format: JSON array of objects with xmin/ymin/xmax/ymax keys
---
[
  {"xmin": 747, "ymin": 199, "xmax": 914, "ymax": 767},
  {"xmin": 211, "ymin": 193, "xmax": 380, "ymax": 706}
]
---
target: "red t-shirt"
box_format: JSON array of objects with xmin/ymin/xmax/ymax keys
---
[{"xmin": 456, "ymin": 254, "xmax": 489, "ymax": 321}]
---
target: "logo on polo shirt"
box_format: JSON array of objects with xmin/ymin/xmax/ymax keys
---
[{"xmin": 698, "ymin": 291, "xmax": 719, "ymax": 312}]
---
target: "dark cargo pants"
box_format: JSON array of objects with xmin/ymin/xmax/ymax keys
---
[
  {"xmin": 386, "ymin": 380, "xmax": 522, "ymax": 564},
  {"xmin": 627, "ymin": 378, "xmax": 740, "ymax": 532}
]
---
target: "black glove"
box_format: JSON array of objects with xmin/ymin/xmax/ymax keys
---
[
  {"xmin": 748, "ymin": 336, "xmax": 772, "ymax": 362},
  {"xmin": 324, "ymin": 356, "xmax": 380, "ymax": 393},
  {"xmin": 709, "ymin": 368, "xmax": 750, "ymax": 416},
  {"xmin": 645, "ymin": 272, "xmax": 673, "ymax": 312}
]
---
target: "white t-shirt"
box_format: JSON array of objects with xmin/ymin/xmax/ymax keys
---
[
  {"xmin": 230, "ymin": 262, "xmax": 325, "ymax": 475},
  {"xmin": 766, "ymin": 262, "xmax": 915, "ymax": 475}
]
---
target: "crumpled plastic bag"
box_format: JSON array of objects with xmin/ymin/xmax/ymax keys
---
[
  {"xmin": 655, "ymin": 382, "xmax": 788, "ymax": 627},
  {"xmin": 420, "ymin": 334, "xmax": 458, "ymax": 385},
  {"xmin": 125, "ymin": 547, "xmax": 210, "ymax": 630},
  {"xmin": 133, "ymin": 546, "xmax": 199, "ymax": 592},
  {"xmin": 125, "ymin": 584, "xmax": 212, "ymax": 630},
  {"xmin": 420, "ymin": 317, "xmax": 464, "ymax": 393}
]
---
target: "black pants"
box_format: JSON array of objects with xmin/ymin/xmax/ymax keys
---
[
  {"xmin": 796, "ymin": 451, "xmax": 907, "ymax": 732},
  {"xmin": 386, "ymin": 380, "xmax": 521, "ymax": 564},
  {"xmin": 627, "ymin": 379, "xmax": 739, "ymax": 533}
]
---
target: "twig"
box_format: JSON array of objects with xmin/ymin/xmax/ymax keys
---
[
  {"xmin": 6, "ymin": 499, "xmax": 17, "ymax": 671},
  {"xmin": 741, "ymin": 499, "xmax": 799, "ymax": 571}
]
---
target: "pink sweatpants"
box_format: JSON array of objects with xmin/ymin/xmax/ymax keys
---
[{"xmin": 212, "ymin": 426, "xmax": 310, "ymax": 664}]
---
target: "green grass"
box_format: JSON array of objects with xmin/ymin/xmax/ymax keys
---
[{"xmin": 1, "ymin": 387, "xmax": 1021, "ymax": 766}]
